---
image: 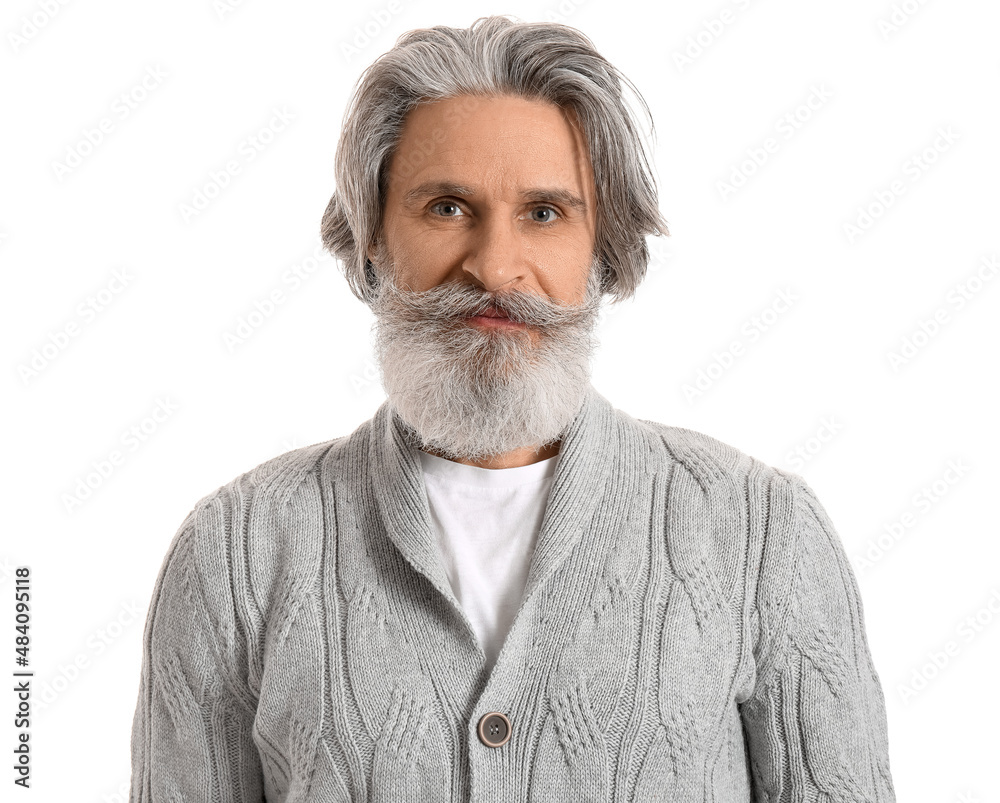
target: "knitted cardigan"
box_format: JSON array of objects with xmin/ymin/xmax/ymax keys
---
[{"xmin": 128, "ymin": 383, "xmax": 895, "ymax": 802}]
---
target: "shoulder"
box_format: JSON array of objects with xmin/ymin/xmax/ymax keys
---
[
  {"xmin": 185, "ymin": 414, "xmax": 378, "ymax": 521},
  {"xmin": 620, "ymin": 410, "xmax": 814, "ymax": 587},
  {"xmin": 630, "ymin": 413, "xmax": 825, "ymax": 550},
  {"xmin": 622, "ymin": 412, "xmax": 837, "ymax": 679},
  {"xmin": 175, "ymin": 430, "xmax": 366, "ymax": 608},
  {"xmin": 623, "ymin": 411, "xmax": 803, "ymax": 494},
  {"xmin": 200, "ymin": 437, "xmax": 347, "ymax": 510}
]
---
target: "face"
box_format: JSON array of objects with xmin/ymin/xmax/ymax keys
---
[
  {"xmin": 374, "ymin": 93, "xmax": 599, "ymax": 313},
  {"xmin": 367, "ymin": 93, "xmax": 605, "ymax": 465}
]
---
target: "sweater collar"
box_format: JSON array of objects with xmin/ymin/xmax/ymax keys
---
[{"xmin": 368, "ymin": 382, "xmax": 620, "ymax": 620}]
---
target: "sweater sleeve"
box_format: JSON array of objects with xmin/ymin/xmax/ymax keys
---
[
  {"xmin": 740, "ymin": 474, "xmax": 896, "ymax": 801},
  {"xmin": 128, "ymin": 507, "xmax": 265, "ymax": 802}
]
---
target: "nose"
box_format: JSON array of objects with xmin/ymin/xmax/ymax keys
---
[{"xmin": 460, "ymin": 214, "xmax": 528, "ymax": 294}]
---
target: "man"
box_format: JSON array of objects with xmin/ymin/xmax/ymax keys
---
[{"xmin": 129, "ymin": 15, "xmax": 896, "ymax": 802}]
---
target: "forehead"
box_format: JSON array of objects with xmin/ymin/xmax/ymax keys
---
[{"xmin": 386, "ymin": 93, "xmax": 595, "ymax": 199}]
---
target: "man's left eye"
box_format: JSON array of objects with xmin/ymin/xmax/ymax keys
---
[
  {"xmin": 529, "ymin": 207, "xmax": 559, "ymax": 223},
  {"xmin": 432, "ymin": 202, "xmax": 464, "ymax": 217}
]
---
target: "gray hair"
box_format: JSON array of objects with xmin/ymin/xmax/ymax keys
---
[{"xmin": 320, "ymin": 15, "xmax": 670, "ymax": 307}]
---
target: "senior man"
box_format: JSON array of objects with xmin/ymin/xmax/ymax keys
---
[{"xmin": 129, "ymin": 15, "xmax": 895, "ymax": 802}]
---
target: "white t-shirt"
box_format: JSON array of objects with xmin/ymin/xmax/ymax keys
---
[{"xmin": 417, "ymin": 449, "xmax": 559, "ymax": 673}]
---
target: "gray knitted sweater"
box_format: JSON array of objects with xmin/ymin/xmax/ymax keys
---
[{"xmin": 128, "ymin": 384, "xmax": 895, "ymax": 802}]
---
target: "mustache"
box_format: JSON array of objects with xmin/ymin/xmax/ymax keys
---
[{"xmin": 373, "ymin": 276, "xmax": 602, "ymax": 330}]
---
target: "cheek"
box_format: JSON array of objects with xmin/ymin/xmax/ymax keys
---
[
  {"xmin": 530, "ymin": 253, "xmax": 593, "ymax": 304},
  {"xmin": 387, "ymin": 239, "xmax": 457, "ymax": 292}
]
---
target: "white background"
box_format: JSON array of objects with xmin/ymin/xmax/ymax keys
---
[{"xmin": 3, "ymin": 0, "xmax": 998, "ymax": 800}]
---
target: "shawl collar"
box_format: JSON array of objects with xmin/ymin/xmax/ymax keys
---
[{"xmin": 367, "ymin": 382, "xmax": 620, "ymax": 619}]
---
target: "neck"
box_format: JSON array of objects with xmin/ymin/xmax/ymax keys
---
[{"xmin": 421, "ymin": 440, "xmax": 560, "ymax": 470}]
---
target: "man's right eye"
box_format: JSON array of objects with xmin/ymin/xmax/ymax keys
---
[{"xmin": 431, "ymin": 201, "xmax": 465, "ymax": 217}]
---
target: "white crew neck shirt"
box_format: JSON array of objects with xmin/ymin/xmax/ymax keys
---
[{"xmin": 417, "ymin": 449, "xmax": 559, "ymax": 673}]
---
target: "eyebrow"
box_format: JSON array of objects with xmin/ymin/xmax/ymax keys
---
[{"xmin": 401, "ymin": 181, "xmax": 588, "ymax": 212}]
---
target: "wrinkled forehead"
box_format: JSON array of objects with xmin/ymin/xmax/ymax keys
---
[{"xmin": 385, "ymin": 93, "xmax": 596, "ymax": 205}]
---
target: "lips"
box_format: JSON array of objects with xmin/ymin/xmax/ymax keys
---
[
  {"xmin": 463, "ymin": 303, "xmax": 526, "ymax": 329},
  {"xmin": 473, "ymin": 305, "xmax": 508, "ymax": 319}
]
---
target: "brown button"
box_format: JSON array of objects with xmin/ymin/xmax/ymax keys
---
[{"xmin": 477, "ymin": 711, "xmax": 511, "ymax": 748}]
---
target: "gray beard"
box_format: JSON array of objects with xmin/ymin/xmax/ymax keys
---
[{"xmin": 370, "ymin": 254, "xmax": 604, "ymax": 463}]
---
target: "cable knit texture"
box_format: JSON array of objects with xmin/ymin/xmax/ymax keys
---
[{"xmin": 128, "ymin": 383, "xmax": 895, "ymax": 802}]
